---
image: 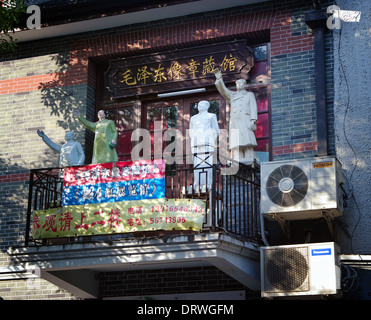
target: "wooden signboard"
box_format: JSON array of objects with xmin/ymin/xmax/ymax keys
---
[{"xmin": 105, "ymin": 40, "xmax": 254, "ymax": 98}]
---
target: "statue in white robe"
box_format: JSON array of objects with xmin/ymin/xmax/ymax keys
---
[
  {"xmin": 213, "ymin": 68, "xmax": 258, "ymax": 164},
  {"xmin": 189, "ymin": 100, "xmax": 219, "ymax": 192}
]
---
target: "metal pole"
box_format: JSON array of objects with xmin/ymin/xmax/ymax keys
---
[{"xmin": 25, "ymin": 170, "xmax": 34, "ymax": 247}]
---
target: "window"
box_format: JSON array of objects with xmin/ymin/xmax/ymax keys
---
[
  {"xmin": 249, "ymin": 44, "xmax": 271, "ymax": 162},
  {"xmin": 145, "ymin": 101, "xmax": 180, "ymax": 156}
]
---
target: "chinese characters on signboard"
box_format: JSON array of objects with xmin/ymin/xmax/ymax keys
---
[
  {"xmin": 119, "ymin": 53, "xmax": 238, "ymax": 86},
  {"xmin": 105, "ymin": 40, "xmax": 254, "ymax": 98}
]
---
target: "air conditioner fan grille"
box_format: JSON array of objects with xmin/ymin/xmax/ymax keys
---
[
  {"xmin": 266, "ymin": 165, "xmax": 308, "ymax": 207},
  {"xmin": 265, "ymin": 247, "xmax": 310, "ymax": 292}
]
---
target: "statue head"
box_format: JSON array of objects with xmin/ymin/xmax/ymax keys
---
[
  {"xmin": 65, "ymin": 131, "xmax": 75, "ymax": 142},
  {"xmin": 98, "ymin": 110, "xmax": 106, "ymax": 121},
  {"xmin": 198, "ymin": 100, "xmax": 210, "ymax": 113},
  {"xmin": 235, "ymin": 79, "xmax": 247, "ymax": 91}
]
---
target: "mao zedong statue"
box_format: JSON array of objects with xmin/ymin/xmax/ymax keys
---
[
  {"xmin": 213, "ymin": 68, "xmax": 258, "ymax": 164},
  {"xmin": 37, "ymin": 130, "xmax": 85, "ymax": 167},
  {"xmin": 189, "ymin": 100, "xmax": 219, "ymax": 191},
  {"xmin": 73, "ymin": 109, "xmax": 118, "ymax": 164}
]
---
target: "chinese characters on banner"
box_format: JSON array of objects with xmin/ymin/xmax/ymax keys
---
[
  {"xmin": 32, "ymin": 199, "xmax": 206, "ymax": 239},
  {"xmin": 32, "ymin": 160, "xmax": 206, "ymax": 239},
  {"xmin": 62, "ymin": 160, "xmax": 165, "ymax": 206}
]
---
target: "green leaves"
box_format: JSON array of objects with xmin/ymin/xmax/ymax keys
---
[{"xmin": 0, "ymin": 0, "xmax": 27, "ymax": 54}]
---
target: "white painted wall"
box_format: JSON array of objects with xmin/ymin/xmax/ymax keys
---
[{"xmin": 333, "ymin": 0, "xmax": 371, "ymax": 253}]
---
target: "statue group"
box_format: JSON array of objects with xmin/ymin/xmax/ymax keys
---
[{"xmin": 38, "ymin": 69, "xmax": 257, "ymax": 170}]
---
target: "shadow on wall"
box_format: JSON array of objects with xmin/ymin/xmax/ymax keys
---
[
  {"xmin": 0, "ymin": 158, "xmax": 31, "ymax": 251},
  {"xmin": 37, "ymin": 51, "xmax": 96, "ymax": 163}
]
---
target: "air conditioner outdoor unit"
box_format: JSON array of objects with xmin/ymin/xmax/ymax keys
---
[
  {"xmin": 260, "ymin": 157, "xmax": 344, "ymax": 221},
  {"xmin": 261, "ymin": 242, "xmax": 341, "ymax": 298}
]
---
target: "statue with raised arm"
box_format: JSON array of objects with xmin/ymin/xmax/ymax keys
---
[
  {"xmin": 37, "ymin": 130, "xmax": 85, "ymax": 167},
  {"xmin": 189, "ymin": 100, "xmax": 219, "ymax": 192},
  {"xmin": 213, "ymin": 68, "xmax": 258, "ymax": 164},
  {"xmin": 73, "ymin": 109, "xmax": 118, "ymax": 164}
]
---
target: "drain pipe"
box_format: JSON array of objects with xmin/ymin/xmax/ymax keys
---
[{"xmin": 305, "ymin": 9, "xmax": 329, "ymax": 156}]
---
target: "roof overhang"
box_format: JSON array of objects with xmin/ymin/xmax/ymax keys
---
[{"xmin": 10, "ymin": 0, "xmax": 268, "ymax": 43}]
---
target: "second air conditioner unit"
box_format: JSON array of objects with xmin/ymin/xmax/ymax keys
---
[
  {"xmin": 260, "ymin": 157, "xmax": 344, "ymax": 221},
  {"xmin": 261, "ymin": 242, "xmax": 341, "ymax": 298}
]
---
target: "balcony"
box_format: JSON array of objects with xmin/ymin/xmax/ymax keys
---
[{"xmin": 9, "ymin": 154, "xmax": 262, "ymax": 298}]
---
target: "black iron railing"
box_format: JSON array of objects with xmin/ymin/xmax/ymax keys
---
[{"xmin": 25, "ymin": 153, "xmax": 261, "ymax": 246}]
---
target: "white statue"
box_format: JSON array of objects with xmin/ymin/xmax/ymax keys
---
[
  {"xmin": 37, "ymin": 130, "xmax": 85, "ymax": 167},
  {"xmin": 213, "ymin": 68, "xmax": 258, "ymax": 164},
  {"xmin": 189, "ymin": 100, "xmax": 219, "ymax": 192}
]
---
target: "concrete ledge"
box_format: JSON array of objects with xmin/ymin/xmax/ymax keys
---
[{"xmin": 8, "ymin": 233, "xmax": 260, "ymax": 298}]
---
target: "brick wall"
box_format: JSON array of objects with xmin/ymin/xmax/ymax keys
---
[
  {"xmin": 0, "ymin": 0, "xmax": 334, "ymax": 299},
  {"xmin": 271, "ymin": 50, "xmax": 318, "ymax": 159},
  {"xmin": 0, "ymin": 1, "xmax": 325, "ymax": 162},
  {"xmin": 0, "ymin": 278, "xmax": 79, "ymax": 300},
  {"xmin": 98, "ymin": 266, "xmax": 253, "ymax": 299}
]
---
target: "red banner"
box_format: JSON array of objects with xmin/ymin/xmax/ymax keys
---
[{"xmin": 63, "ymin": 159, "xmax": 165, "ymax": 187}]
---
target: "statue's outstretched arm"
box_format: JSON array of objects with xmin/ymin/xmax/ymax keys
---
[
  {"xmin": 213, "ymin": 69, "xmax": 232, "ymax": 101},
  {"xmin": 37, "ymin": 130, "xmax": 62, "ymax": 153},
  {"xmin": 74, "ymin": 109, "xmax": 96, "ymax": 133}
]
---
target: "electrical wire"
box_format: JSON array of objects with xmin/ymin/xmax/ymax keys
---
[
  {"xmin": 341, "ymin": 264, "xmax": 359, "ymax": 292},
  {"xmin": 333, "ymin": 0, "xmax": 362, "ymax": 254}
]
